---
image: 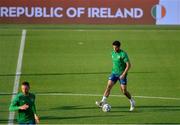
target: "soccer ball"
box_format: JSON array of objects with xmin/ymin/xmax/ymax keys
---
[{"xmin": 102, "ymin": 103, "xmax": 111, "ymax": 112}]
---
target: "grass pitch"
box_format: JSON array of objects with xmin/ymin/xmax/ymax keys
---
[{"xmin": 0, "ymin": 25, "xmax": 180, "ymax": 124}]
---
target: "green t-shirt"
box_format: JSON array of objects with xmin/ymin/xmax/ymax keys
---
[
  {"xmin": 9, "ymin": 92, "xmax": 36, "ymax": 123},
  {"xmin": 111, "ymin": 50, "xmax": 129, "ymax": 76}
]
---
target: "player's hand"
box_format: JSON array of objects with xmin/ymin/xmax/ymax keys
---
[
  {"xmin": 119, "ymin": 74, "xmax": 125, "ymax": 80},
  {"xmin": 34, "ymin": 114, "xmax": 40, "ymax": 124},
  {"xmin": 19, "ymin": 104, "xmax": 29, "ymax": 110}
]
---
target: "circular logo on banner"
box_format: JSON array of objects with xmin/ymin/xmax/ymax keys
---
[{"xmin": 151, "ymin": 4, "xmax": 166, "ymax": 20}]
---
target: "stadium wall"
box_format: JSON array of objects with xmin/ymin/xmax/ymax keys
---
[{"xmin": 0, "ymin": 0, "xmax": 179, "ymax": 25}]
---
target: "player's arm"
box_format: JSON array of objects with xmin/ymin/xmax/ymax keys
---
[
  {"xmin": 32, "ymin": 95, "xmax": 40, "ymax": 123},
  {"xmin": 120, "ymin": 61, "xmax": 131, "ymax": 80},
  {"xmin": 9, "ymin": 96, "xmax": 29, "ymax": 111},
  {"xmin": 9, "ymin": 96, "xmax": 20, "ymax": 111},
  {"xmin": 32, "ymin": 104, "xmax": 40, "ymax": 123},
  {"xmin": 34, "ymin": 114, "xmax": 40, "ymax": 124}
]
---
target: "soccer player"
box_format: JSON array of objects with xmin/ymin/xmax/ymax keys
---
[
  {"xmin": 9, "ymin": 81, "xmax": 40, "ymax": 124},
  {"xmin": 96, "ymin": 40, "xmax": 135, "ymax": 111}
]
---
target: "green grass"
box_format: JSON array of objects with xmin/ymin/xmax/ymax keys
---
[
  {"xmin": 0, "ymin": 25, "xmax": 180, "ymax": 124},
  {"xmin": 0, "ymin": 30, "xmax": 22, "ymax": 123}
]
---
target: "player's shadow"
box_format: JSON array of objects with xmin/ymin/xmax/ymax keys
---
[
  {"xmin": 51, "ymin": 105, "xmax": 96, "ymax": 110},
  {"xmin": 111, "ymin": 106, "xmax": 139, "ymax": 113},
  {"xmin": 40, "ymin": 114, "xmax": 124, "ymax": 121},
  {"xmin": 40, "ymin": 105, "xmax": 124, "ymax": 120}
]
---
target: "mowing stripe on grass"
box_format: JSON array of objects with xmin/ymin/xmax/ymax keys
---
[
  {"xmin": 37, "ymin": 93, "xmax": 180, "ymax": 101},
  {"xmin": 11, "ymin": 28, "xmax": 180, "ymax": 33},
  {"xmin": 8, "ymin": 29, "xmax": 26, "ymax": 125}
]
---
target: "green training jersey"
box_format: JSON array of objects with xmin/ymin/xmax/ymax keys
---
[
  {"xmin": 111, "ymin": 49, "xmax": 129, "ymax": 76},
  {"xmin": 9, "ymin": 92, "xmax": 37, "ymax": 123}
]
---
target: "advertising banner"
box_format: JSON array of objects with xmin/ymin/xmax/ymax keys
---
[
  {"xmin": 0, "ymin": 0, "xmax": 179, "ymax": 25},
  {"xmin": 0, "ymin": 0, "xmax": 158, "ymax": 24}
]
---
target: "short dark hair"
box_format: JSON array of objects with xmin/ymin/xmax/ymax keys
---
[
  {"xmin": 22, "ymin": 81, "xmax": 30, "ymax": 87},
  {"xmin": 112, "ymin": 40, "xmax": 121, "ymax": 47}
]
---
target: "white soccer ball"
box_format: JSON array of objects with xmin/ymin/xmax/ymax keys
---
[{"xmin": 102, "ymin": 103, "xmax": 111, "ymax": 112}]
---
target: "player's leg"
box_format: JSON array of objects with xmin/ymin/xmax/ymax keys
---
[
  {"xmin": 102, "ymin": 80, "xmax": 115, "ymax": 100},
  {"xmin": 119, "ymin": 78, "xmax": 135, "ymax": 111},
  {"xmin": 96, "ymin": 80, "xmax": 115, "ymax": 107},
  {"xmin": 120, "ymin": 84, "xmax": 131, "ymax": 99},
  {"xmin": 96, "ymin": 74, "xmax": 117, "ymax": 107}
]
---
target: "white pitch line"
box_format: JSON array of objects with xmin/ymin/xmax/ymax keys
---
[
  {"xmin": 8, "ymin": 29, "xmax": 26, "ymax": 125},
  {"xmin": 37, "ymin": 93, "xmax": 180, "ymax": 101},
  {"xmin": 133, "ymin": 95, "xmax": 180, "ymax": 100}
]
